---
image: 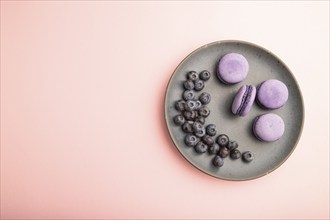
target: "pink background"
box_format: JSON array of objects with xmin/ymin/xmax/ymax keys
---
[{"xmin": 1, "ymin": 1, "xmax": 329, "ymax": 219}]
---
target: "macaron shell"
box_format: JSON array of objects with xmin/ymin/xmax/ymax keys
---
[
  {"xmin": 257, "ymin": 79, "xmax": 289, "ymax": 109},
  {"xmin": 240, "ymin": 86, "xmax": 256, "ymax": 116},
  {"xmin": 231, "ymin": 85, "xmax": 247, "ymax": 114},
  {"xmin": 217, "ymin": 53, "xmax": 249, "ymax": 84},
  {"xmin": 253, "ymin": 113, "xmax": 285, "ymax": 142}
]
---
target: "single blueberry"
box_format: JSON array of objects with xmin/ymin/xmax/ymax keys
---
[
  {"xmin": 194, "ymin": 100, "xmax": 202, "ymax": 110},
  {"xmin": 194, "ymin": 79, "xmax": 204, "ymax": 91},
  {"xmin": 208, "ymin": 144, "xmax": 220, "ymax": 155},
  {"xmin": 195, "ymin": 116, "xmax": 205, "ymax": 125},
  {"xmin": 242, "ymin": 151, "xmax": 254, "ymax": 162},
  {"xmin": 194, "ymin": 142, "xmax": 208, "ymax": 153},
  {"xmin": 183, "ymin": 80, "xmax": 195, "ymax": 90},
  {"xmin": 198, "ymin": 106, "xmax": 210, "ymax": 117},
  {"xmin": 173, "ymin": 114, "xmax": 185, "ymax": 126},
  {"xmin": 199, "ymin": 92, "xmax": 211, "ymax": 105},
  {"xmin": 175, "ymin": 100, "xmax": 186, "ymax": 112},
  {"xmin": 218, "ymin": 147, "xmax": 230, "ymax": 158},
  {"xmin": 181, "ymin": 121, "xmax": 194, "ymax": 133},
  {"xmin": 192, "ymin": 121, "xmax": 203, "ymax": 132},
  {"xmin": 184, "ymin": 100, "xmax": 197, "ymax": 111},
  {"xmin": 199, "ymin": 70, "xmax": 211, "ymax": 81},
  {"xmin": 187, "ymin": 71, "xmax": 199, "ymax": 81},
  {"xmin": 213, "ymin": 155, "xmax": 224, "ymax": 167},
  {"xmin": 183, "ymin": 110, "xmax": 198, "ymax": 121},
  {"xmin": 206, "ymin": 124, "xmax": 217, "ymax": 136},
  {"xmin": 184, "ymin": 134, "xmax": 199, "ymax": 147},
  {"xmin": 202, "ymin": 135, "xmax": 214, "ymax": 146},
  {"xmin": 216, "ymin": 134, "xmax": 229, "ymax": 147},
  {"xmin": 194, "ymin": 128, "xmax": 206, "ymax": 138},
  {"xmin": 227, "ymin": 140, "xmax": 239, "ymax": 151},
  {"xmin": 182, "ymin": 90, "xmax": 195, "ymax": 101},
  {"xmin": 230, "ymin": 149, "xmax": 241, "ymax": 160}
]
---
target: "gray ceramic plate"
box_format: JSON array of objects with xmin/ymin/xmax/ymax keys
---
[{"xmin": 164, "ymin": 40, "xmax": 304, "ymax": 181}]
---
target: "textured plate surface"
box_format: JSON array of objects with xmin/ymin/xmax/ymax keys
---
[{"xmin": 164, "ymin": 40, "xmax": 304, "ymax": 181}]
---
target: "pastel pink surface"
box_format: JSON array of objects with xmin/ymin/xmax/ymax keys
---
[{"xmin": 1, "ymin": 1, "xmax": 329, "ymax": 220}]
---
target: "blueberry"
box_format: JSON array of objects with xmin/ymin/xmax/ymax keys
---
[
  {"xmin": 183, "ymin": 110, "xmax": 198, "ymax": 121},
  {"xmin": 230, "ymin": 149, "xmax": 241, "ymax": 160},
  {"xmin": 218, "ymin": 147, "xmax": 230, "ymax": 158},
  {"xmin": 199, "ymin": 70, "xmax": 211, "ymax": 81},
  {"xmin": 206, "ymin": 124, "xmax": 217, "ymax": 136},
  {"xmin": 208, "ymin": 144, "xmax": 220, "ymax": 155},
  {"xmin": 185, "ymin": 100, "xmax": 202, "ymax": 111},
  {"xmin": 227, "ymin": 140, "xmax": 239, "ymax": 151},
  {"xmin": 198, "ymin": 106, "xmax": 210, "ymax": 117},
  {"xmin": 192, "ymin": 121, "xmax": 203, "ymax": 132},
  {"xmin": 194, "ymin": 79, "xmax": 204, "ymax": 91},
  {"xmin": 187, "ymin": 71, "xmax": 199, "ymax": 81},
  {"xmin": 216, "ymin": 134, "xmax": 229, "ymax": 147},
  {"xmin": 195, "ymin": 116, "xmax": 205, "ymax": 125},
  {"xmin": 193, "ymin": 122, "xmax": 206, "ymax": 138},
  {"xmin": 242, "ymin": 151, "xmax": 254, "ymax": 162},
  {"xmin": 193, "ymin": 110, "xmax": 199, "ymax": 117},
  {"xmin": 192, "ymin": 122, "xmax": 206, "ymax": 137},
  {"xmin": 195, "ymin": 128, "xmax": 206, "ymax": 138},
  {"xmin": 184, "ymin": 100, "xmax": 197, "ymax": 111},
  {"xmin": 199, "ymin": 92, "xmax": 211, "ymax": 105},
  {"xmin": 194, "ymin": 100, "xmax": 202, "ymax": 110},
  {"xmin": 184, "ymin": 134, "xmax": 199, "ymax": 147},
  {"xmin": 183, "ymin": 80, "xmax": 195, "ymax": 90},
  {"xmin": 182, "ymin": 90, "xmax": 195, "ymax": 101},
  {"xmin": 181, "ymin": 121, "xmax": 194, "ymax": 133},
  {"xmin": 194, "ymin": 142, "xmax": 208, "ymax": 153},
  {"xmin": 213, "ymin": 155, "xmax": 224, "ymax": 167},
  {"xmin": 173, "ymin": 114, "xmax": 185, "ymax": 126},
  {"xmin": 202, "ymin": 135, "xmax": 214, "ymax": 146},
  {"xmin": 175, "ymin": 100, "xmax": 186, "ymax": 112}
]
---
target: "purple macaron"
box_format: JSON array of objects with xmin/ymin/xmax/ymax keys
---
[
  {"xmin": 217, "ymin": 53, "xmax": 249, "ymax": 84},
  {"xmin": 257, "ymin": 79, "xmax": 289, "ymax": 109},
  {"xmin": 232, "ymin": 85, "xmax": 256, "ymax": 116},
  {"xmin": 253, "ymin": 113, "xmax": 285, "ymax": 142}
]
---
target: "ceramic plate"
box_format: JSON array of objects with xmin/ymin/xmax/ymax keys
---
[{"xmin": 164, "ymin": 40, "xmax": 304, "ymax": 181}]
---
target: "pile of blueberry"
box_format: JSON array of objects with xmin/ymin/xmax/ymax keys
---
[{"xmin": 173, "ymin": 70, "xmax": 254, "ymax": 167}]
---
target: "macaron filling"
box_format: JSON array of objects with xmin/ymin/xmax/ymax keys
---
[{"xmin": 232, "ymin": 85, "xmax": 256, "ymax": 116}]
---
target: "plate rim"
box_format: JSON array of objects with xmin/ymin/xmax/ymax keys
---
[{"xmin": 164, "ymin": 39, "xmax": 305, "ymax": 181}]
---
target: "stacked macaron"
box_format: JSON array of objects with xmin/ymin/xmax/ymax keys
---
[{"xmin": 217, "ymin": 53, "xmax": 289, "ymax": 142}]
